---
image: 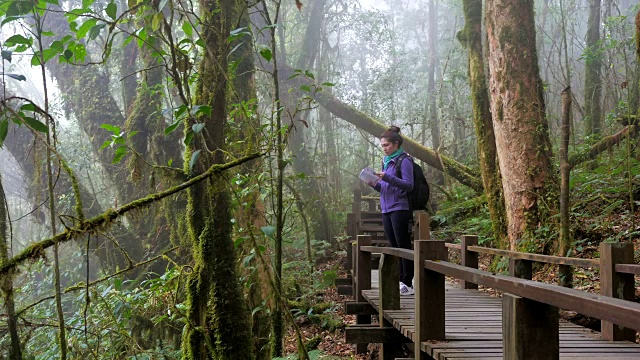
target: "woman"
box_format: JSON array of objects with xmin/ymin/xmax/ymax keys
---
[{"xmin": 367, "ymin": 126, "xmax": 415, "ymax": 295}]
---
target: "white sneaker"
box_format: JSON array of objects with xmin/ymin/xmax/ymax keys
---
[{"xmin": 400, "ymin": 282, "xmax": 414, "ymax": 296}]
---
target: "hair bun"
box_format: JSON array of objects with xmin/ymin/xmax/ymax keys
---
[{"xmin": 389, "ymin": 126, "xmax": 401, "ymax": 133}]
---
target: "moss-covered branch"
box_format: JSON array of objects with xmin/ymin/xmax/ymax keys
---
[
  {"xmin": 0, "ymin": 152, "xmax": 262, "ymax": 277},
  {"xmin": 569, "ymin": 125, "xmax": 638, "ymax": 169}
]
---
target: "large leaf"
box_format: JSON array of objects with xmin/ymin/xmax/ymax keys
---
[
  {"xmin": 88, "ymin": 23, "xmax": 106, "ymax": 41},
  {"xmin": 188, "ymin": 149, "xmax": 201, "ymax": 172},
  {"xmin": 182, "ymin": 21, "xmax": 193, "ymax": 37},
  {"xmin": 7, "ymin": 0, "xmax": 34, "ymax": 17},
  {"xmin": 259, "ymin": 47, "xmax": 272, "ymax": 62},
  {"xmin": 112, "ymin": 145, "xmax": 127, "ymax": 164},
  {"xmin": 3, "ymin": 73, "xmax": 26, "ymax": 81},
  {"xmin": 192, "ymin": 123, "xmax": 205, "ymax": 134},
  {"xmin": 4, "ymin": 34, "xmax": 31, "ymax": 47},
  {"xmin": 76, "ymin": 18, "xmax": 98, "ymax": 39},
  {"xmin": 0, "ymin": 119, "xmax": 8, "ymax": 148},
  {"xmin": 1, "ymin": 50, "xmax": 12, "ymax": 62},
  {"xmin": 22, "ymin": 116, "xmax": 48, "ymax": 133},
  {"xmin": 105, "ymin": 1, "xmax": 117, "ymax": 20},
  {"xmin": 100, "ymin": 123, "xmax": 121, "ymax": 134},
  {"xmin": 260, "ymin": 226, "xmax": 276, "ymax": 238}
]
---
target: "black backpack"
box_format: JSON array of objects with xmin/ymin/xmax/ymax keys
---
[{"xmin": 394, "ymin": 154, "xmax": 430, "ymax": 211}]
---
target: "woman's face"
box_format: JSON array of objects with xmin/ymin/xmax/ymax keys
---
[{"xmin": 380, "ymin": 138, "xmax": 399, "ymax": 156}]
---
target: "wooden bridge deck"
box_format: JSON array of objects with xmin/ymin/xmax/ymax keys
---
[{"xmin": 365, "ymin": 271, "xmax": 640, "ymax": 359}]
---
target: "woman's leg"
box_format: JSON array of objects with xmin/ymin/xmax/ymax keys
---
[
  {"xmin": 390, "ymin": 210, "xmax": 414, "ymax": 286},
  {"xmin": 382, "ymin": 212, "xmax": 403, "ymax": 281}
]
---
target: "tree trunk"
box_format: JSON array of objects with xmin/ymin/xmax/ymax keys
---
[
  {"xmin": 229, "ymin": 5, "xmax": 272, "ymax": 359},
  {"xmin": 181, "ymin": 0, "xmax": 251, "ymax": 358},
  {"xmin": 428, "ymin": 0, "xmax": 445, "ymax": 186},
  {"xmin": 584, "ymin": 0, "xmax": 603, "ymax": 136},
  {"xmin": 0, "ymin": 175, "xmax": 22, "ymax": 360},
  {"xmin": 286, "ymin": 0, "xmax": 332, "ymax": 244},
  {"xmin": 485, "ymin": 0, "xmax": 558, "ymax": 249},
  {"xmin": 458, "ymin": 0, "xmax": 508, "ymax": 246},
  {"xmin": 559, "ymin": 87, "xmax": 572, "ymax": 287}
]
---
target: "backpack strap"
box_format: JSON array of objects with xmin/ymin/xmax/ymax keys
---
[{"xmin": 395, "ymin": 153, "xmax": 410, "ymax": 179}]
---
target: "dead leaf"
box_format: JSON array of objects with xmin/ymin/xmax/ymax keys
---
[{"xmin": 296, "ymin": 0, "xmax": 303, "ymax": 11}]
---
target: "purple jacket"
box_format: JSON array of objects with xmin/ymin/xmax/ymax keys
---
[{"xmin": 373, "ymin": 153, "xmax": 414, "ymax": 213}]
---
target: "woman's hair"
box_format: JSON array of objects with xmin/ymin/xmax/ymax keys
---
[{"xmin": 380, "ymin": 126, "xmax": 403, "ymax": 146}]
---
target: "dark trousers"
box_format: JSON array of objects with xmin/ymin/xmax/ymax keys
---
[{"xmin": 382, "ymin": 210, "xmax": 413, "ymax": 286}]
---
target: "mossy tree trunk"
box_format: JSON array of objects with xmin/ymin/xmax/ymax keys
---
[
  {"xmin": 123, "ymin": 2, "xmax": 185, "ymax": 271},
  {"xmin": 43, "ymin": 9, "xmax": 155, "ymax": 272},
  {"xmin": 584, "ymin": 0, "xmax": 603, "ymax": 137},
  {"xmin": 458, "ymin": 0, "xmax": 507, "ymax": 247},
  {"xmin": 228, "ymin": 4, "xmax": 272, "ymax": 359},
  {"xmin": 0, "ymin": 175, "xmax": 22, "ymax": 360},
  {"xmin": 181, "ymin": 0, "xmax": 252, "ymax": 358},
  {"xmin": 485, "ymin": 0, "xmax": 558, "ymax": 249}
]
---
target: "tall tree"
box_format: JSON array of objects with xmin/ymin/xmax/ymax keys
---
[
  {"xmin": 181, "ymin": 0, "xmax": 252, "ymax": 358},
  {"xmin": 458, "ymin": 0, "xmax": 507, "ymax": 246},
  {"xmin": 485, "ymin": 0, "xmax": 558, "ymax": 248},
  {"xmin": 286, "ymin": 0, "xmax": 333, "ymax": 244},
  {"xmin": 427, "ymin": 0, "xmax": 445, "ymax": 186},
  {"xmin": 584, "ymin": 0, "xmax": 603, "ymax": 136},
  {"xmin": 229, "ymin": 4, "xmax": 272, "ymax": 359}
]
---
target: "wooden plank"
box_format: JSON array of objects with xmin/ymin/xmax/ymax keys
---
[
  {"xmin": 414, "ymin": 211, "xmax": 431, "ymax": 240},
  {"xmin": 335, "ymin": 277, "xmax": 352, "ymax": 286},
  {"xmin": 414, "ymin": 240, "xmax": 446, "ymax": 360},
  {"xmin": 461, "ymin": 235, "xmax": 478, "ymax": 289},
  {"xmin": 502, "ymin": 293, "xmax": 559, "ymax": 360},
  {"xmin": 361, "ymin": 246, "xmax": 414, "ymax": 260},
  {"xmin": 337, "ymin": 285, "xmax": 352, "ymax": 296},
  {"xmin": 445, "ymin": 243, "xmax": 462, "ymax": 250},
  {"xmin": 615, "ymin": 263, "xmax": 640, "ymax": 275},
  {"xmin": 344, "ymin": 301, "xmax": 377, "ymax": 315},
  {"xmin": 599, "ymin": 242, "xmax": 636, "ymax": 341},
  {"xmin": 344, "ymin": 326, "xmax": 408, "ymax": 344},
  {"xmin": 421, "ymin": 260, "xmax": 640, "ymax": 332},
  {"xmin": 379, "ymin": 253, "xmax": 402, "ymax": 360},
  {"xmin": 509, "ymin": 258, "xmax": 532, "ymax": 280},
  {"xmin": 466, "ymin": 245, "xmax": 598, "ymax": 268},
  {"xmin": 355, "ymin": 235, "xmax": 371, "ymax": 354}
]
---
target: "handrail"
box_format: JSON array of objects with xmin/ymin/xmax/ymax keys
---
[
  {"xmin": 466, "ymin": 245, "xmax": 599, "ymax": 268},
  {"xmin": 444, "ymin": 243, "xmax": 461, "ymax": 250},
  {"xmin": 360, "ymin": 246, "xmax": 413, "ymax": 260},
  {"xmin": 616, "ymin": 263, "xmax": 640, "ymax": 275},
  {"xmin": 422, "ymin": 259, "xmax": 640, "ymax": 331}
]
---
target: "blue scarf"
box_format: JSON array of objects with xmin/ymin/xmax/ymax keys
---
[{"xmin": 383, "ymin": 148, "xmax": 404, "ymax": 170}]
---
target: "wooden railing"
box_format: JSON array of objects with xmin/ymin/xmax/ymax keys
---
[{"xmin": 348, "ymin": 214, "xmax": 640, "ymax": 359}]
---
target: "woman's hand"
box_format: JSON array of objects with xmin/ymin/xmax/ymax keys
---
[{"xmin": 374, "ymin": 171, "xmax": 385, "ymax": 179}]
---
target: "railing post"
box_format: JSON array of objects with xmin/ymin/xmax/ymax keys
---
[
  {"xmin": 414, "ymin": 211, "xmax": 430, "ymax": 241},
  {"xmin": 599, "ymin": 242, "xmax": 635, "ymax": 341},
  {"xmin": 346, "ymin": 212, "xmax": 356, "ymax": 271},
  {"xmin": 353, "ymin": 188, "xmax": 362, "ymax": 237},
  {"xmin": 502, "ymin": 293, "xmax": 559, "ymax": 360},
  {"xmin": 414, "ymin": 240, "xmax": 446, "ymax": 360},
  {"xmin": 355, "ymin": 234, "xmax": 371, "ymax": 353},
  {"xmin": 460, "ymin": 235, "xmax": 478, "ymax": 289},
  {"xmin": 351, "ymin": 241, "xmax": 357, "ymax": 300},
  {"xmin": 509, "ymin": 259, "xmax": 532, "ymax": 280},
  {"xmin": 378, "ymin": 253, "xmax": 400, "ymax": 359}
]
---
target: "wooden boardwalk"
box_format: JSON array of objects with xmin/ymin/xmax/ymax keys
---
[{"xmin": 364, "ymin": 271, "xmax": 640, "ymax": 360}]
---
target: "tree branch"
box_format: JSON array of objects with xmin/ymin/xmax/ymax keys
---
[{"xmin": 0, "ymin": 152, "xmax": 262, "ymax": 277}]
